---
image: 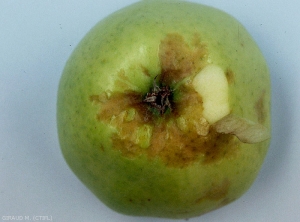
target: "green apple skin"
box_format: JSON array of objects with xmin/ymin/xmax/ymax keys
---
[{"xmin": 57, "ymin": 0, "xmax": 271, "ymax": 219}]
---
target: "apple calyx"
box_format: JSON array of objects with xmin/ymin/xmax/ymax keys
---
[{"xmin": 143, "ymin": 76, "xmax": 174, "ymax": 115}]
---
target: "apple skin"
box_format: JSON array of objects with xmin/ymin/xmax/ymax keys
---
[{"xmin": 57, "ymin": 0, "xmax": 271, "ymax": 219}]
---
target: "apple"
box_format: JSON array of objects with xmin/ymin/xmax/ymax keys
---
[{"xmin": 57, "ymin": 0, "xmax": 271, "ymax": 219}]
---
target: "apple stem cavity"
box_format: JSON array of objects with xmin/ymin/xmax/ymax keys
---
[{"xmin": 143, "ymin": 76, "xmax": 174, "ymax": 115}]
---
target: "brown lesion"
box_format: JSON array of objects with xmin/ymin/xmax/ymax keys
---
[
  {"xmin": 255, "ymin": 90, "xmax": 266, "ymax": 124},
  {"xmin": 90, "ymin": 90, "xmax": 236, "ymax": 167},
  {"xmin": 90, "ymin": 33, "xmax": 238, "ymax": 167},
  {"xmin": 159, "ymin": 33, "xmax": 207, "ymax": 85},
  {"xmin": 225, "ymin": 69, "xmax": 235, "ymax": 84},
  {"xmin": 141, "ymin": 65, "xmax": 151, "ymax": 77},
  {"xmin": 148, "ymin": 124, "xmax": 236, "ymax": 167}
]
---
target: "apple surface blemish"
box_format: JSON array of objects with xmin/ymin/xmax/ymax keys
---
[
  {"xmin": 57, "ymin": 0, "xmax": 271, "ymax": 219},
  {"xmin": 255, "ymin": 90, "xmax": 267, "ymax": 124},
  {"xmin": 225, "ymin": 69, "xmax": 235, "ymax": 84}
]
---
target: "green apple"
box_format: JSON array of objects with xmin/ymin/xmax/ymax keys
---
[{"xmin": 57, "ymin": 0, "xmax": 271, "ymax": 219}]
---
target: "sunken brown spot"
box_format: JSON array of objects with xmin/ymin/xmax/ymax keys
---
[
  {"xmin": 225, "ymin": 69, "xmax": 235, "ymax": 84},
  {"xmin": 90, "ymin": 33, "xmax": 238, "ymax": 167},
  {"xmin": 141, "ymin": 66, "xmax": 151, "ymax": 77},
  {"xmin": 255, "ymin": 90, "xmax": 266, "ymax": 124}
]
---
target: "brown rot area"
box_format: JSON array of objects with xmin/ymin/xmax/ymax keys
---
[
  {"xmin": 159, "ymin": 33, "xmax": 207, "ymax": 85},
  {"xmin": 90, "ymin": 33, "xmax": 238, "ymax": 167},
  {"xmin": 148, "ymin": 123, "xmax": 236, "ymax": 167}
]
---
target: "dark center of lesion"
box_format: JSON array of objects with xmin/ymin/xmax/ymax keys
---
[{"xmin": 143, "ymin": 77, "xmax": 174, "ymax": 115}]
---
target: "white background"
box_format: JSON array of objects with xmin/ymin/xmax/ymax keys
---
[{"xmin": 1, "ymin": 0, "xmax": 299, "ymax": 221}]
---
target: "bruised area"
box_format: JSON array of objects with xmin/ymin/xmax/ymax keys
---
[{"xmin": 90, "ymin": 33, "xmax": 237, "ymax": 167}]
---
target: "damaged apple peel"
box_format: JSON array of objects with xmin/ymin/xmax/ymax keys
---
[
  {"xmin": 214, "ymin": 114, "xmax": 270, "ymax": 144},
  {"xmin": 192, "ymin": 64, "xmax": 270, "ymax": 144}
]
